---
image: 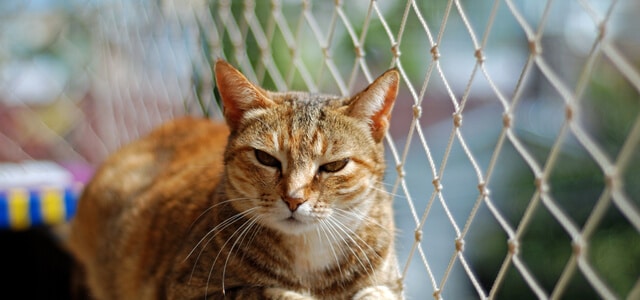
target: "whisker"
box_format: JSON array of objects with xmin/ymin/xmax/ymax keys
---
[
  {"xmin": 370, "ymin": 185, "xmax": 406, "ymax": 199},
  {"xmin": 187, "ymin": 208, "xmax": 259, "ymax": 284},
  {"xmin": 324, "ymin": 217, "xmax": 375, "ymax": 284},
  {"xmin": 221, "ymin": 215, "xmax": 262, "ymax": 293},
  {"xmin": 333, "ymin": 208, "xmax": 392, "ymax": 235},
  {"xmin": 205, "ymin": 209, "xmax": 259, "ymax": 299},
  {"xmin": 317, "ymin": 220, "xmax": 346, "ymax": 282},
  {"xmin": 326, "ymin": 215, "xmax": 380, "ymax": 287},
  {"xmin": 377, "ymin": 181, "xmax": 396, "ymax": 188},
  {"xmin": 186, "ymin": 207, "xmax": 257, "ymax": 262},
  {"xmin": 186, "ymin": 198, "xmax": 258, "ymax": 234},
  {"xmin": 329, "ymin": 214, "xmax": 384, "ymax": 262},
  {"xmin": 238, "ymin": 217, "xmax": 264, "ymax": 263}
]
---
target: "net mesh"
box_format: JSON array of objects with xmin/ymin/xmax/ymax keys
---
[{"xmin": 1, "ymin": 0, "xmax": 639, "ymax": 299}]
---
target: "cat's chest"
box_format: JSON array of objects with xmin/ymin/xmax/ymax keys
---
[{"xmin": 289, "ymin": 233, "xmax": 345, "ymax": 275}]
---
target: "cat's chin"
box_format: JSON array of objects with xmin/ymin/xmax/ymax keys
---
[{"xmin": 268, "ymin": 216, "xmax": 318, "ymax": 236}]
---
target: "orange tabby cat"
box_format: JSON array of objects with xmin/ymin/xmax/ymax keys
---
[{"xmin": 68, "ymin": 60, "xmax": 403, "ymax": 299}]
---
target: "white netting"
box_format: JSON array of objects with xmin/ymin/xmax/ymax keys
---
[{"xmin": 1, "ymin": 0, "xmax": 638, "ymax": 299}]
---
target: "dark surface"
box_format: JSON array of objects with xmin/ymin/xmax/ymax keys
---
[{"xmin": 0, "ymin": 227, "xmax": 75, "ymax": 300}]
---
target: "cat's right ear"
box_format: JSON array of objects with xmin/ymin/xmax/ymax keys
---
[
  {"xmin": 215, "ymin": 60, "xmax": 274, "ymax": 131},
  {"xmin": 346, "ymin": 68, "xmax": 399, "ymax": 143}
]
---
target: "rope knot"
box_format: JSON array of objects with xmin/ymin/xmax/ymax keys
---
[
  {"xmin": 455, "ymin": 238, "xmax": 465, "ymax": 252},
  {"xmin": 534, "ymin": 177, "xmax": 549, "ymax": 193},
  {"xmin": 322, "ymin": 47, "xmax": 331, "ymax": 58},
  {"xmin": 270, "ymin": 0, "xmax": 279, "ymax": 9},
  {"xmin": 565, "ymin": 104, "xmax": 574, "ymax": 121},
  {"xmin": 507, "ymin": 239, "xmax": 519, "ymax": 255},
  {"xmin": 477, "ymin": 183, "xmax": 490, "ymax": 197},
  {"xmin": 414, "ymin": 229, "xmax": 423, "ymax": 242},
  {"xmin": 354, "ymin": 46, "xmax": 365, "ymax": 58},
  {"xmin": 502, "ymin": 113, "xmax": 512, "ymax": 128},
  {"xmin": 474, "ymin": 48, "xmax": 485, "ymax": 63},
  {"xmin": 412, "ymin": 105, "xmax": 422, "ymax": 118},
  {"xmin": 432, "ymin": 178, "xmax": 443, "ymax": 192},
  {"xmin": 396, "ymin": 164, "xmax": 406, "ymax": 178},
  {"xmin": 528, "ymin": 39, "xmax": 542, "ymax": 56},
  {"xmin": 605, "ymin": 168, "xmax": 618, "ymax": 189},
  {"xmin": 453, "ymin": 113, "xmax": 463, "ymax": 128},
  {"xmin": 598, "ymin": 22, "xmax": 607, "ymax": 40},
  {"xmin": 572, "ymin": 239, "xmax": 584, "ymax": 257},
  {"xmin": 430, "ymin": 45, "xmax": 440, "ymax": 60},
  {"xmin": 391, "ymin": 43, "xmax": 401, "ymax": 58}
]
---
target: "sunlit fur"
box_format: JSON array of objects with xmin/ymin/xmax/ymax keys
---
[{"xmin": 67, "ymin": 61, "xmax": 402, "ymax": 299}]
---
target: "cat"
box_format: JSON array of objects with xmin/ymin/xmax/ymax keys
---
[{"xmin": 67, "ymin": 60, "xmax": 403, "ymax": 300}]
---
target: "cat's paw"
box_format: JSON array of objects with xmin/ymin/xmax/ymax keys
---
[
  {"xmin": 264, "ymin": 287, "xmax": 315, "ymax": 300},
  {"xmin": 353, "ymin": 285, "xmax": 397, "ymax": 300}
]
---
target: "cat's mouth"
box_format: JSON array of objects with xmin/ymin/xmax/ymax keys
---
[
  {"xmin": 284, "ymin": 216, "xmax": 301, "ymax": 223},
  {"xmin": 269, "ymin": 211, "xmax": 319, "ymax": 235},
  {"xmin": 276, "ymin": 215, "xmax": 314, "ymax": 234}
]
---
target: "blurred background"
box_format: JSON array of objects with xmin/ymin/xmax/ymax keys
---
[{"xmin": 0, "ymin": 0, "xmax": 638, "ymax": 299}]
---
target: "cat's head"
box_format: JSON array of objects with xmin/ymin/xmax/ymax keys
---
[{"xmin": 215, "ymin": 60, "xmax": 398, "ymax": 235}]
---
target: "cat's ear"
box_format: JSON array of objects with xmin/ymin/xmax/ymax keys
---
[
  {"xmin": 347, "ymin": 68, "xmax": 399, "ymax": 143},
  {"xmin": 215, "ymin": 60, "xmax": 274, "ymax": 131}
]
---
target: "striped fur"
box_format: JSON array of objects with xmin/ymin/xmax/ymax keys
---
[{"xmin": 68, "ymin": 61, "xmax": 402, "ymax": 299}]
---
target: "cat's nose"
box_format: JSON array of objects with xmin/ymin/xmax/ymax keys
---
[{"xmin": 283, "ymin": 196, "xmax": 306, "ymax": 212}]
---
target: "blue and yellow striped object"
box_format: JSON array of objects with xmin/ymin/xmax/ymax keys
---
[{"xmin": 0, "ymin": 185, "xmax": 82, "ymax": 230}]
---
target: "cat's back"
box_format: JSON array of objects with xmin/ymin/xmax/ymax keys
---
[{"xmin": 68, "ymin": 117, "xmax": 229, "ymax": 300}]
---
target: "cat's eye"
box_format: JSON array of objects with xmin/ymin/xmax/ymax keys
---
[
  {"xmin": 254, "ymin": 149, "xmax": 281, "ymax": 168},
  {"xmin": 319, "ymin": 158, "xmax": 350, "ymax": 173}
]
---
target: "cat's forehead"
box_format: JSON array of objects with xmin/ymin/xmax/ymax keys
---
[
  {"xmin": 241, "ymin": 91, "xmax": 367, "ymax": 157},
  {"xmin": 269, "ymin": 91, "xmax": 347, "ymax": 109},
  {"xmin": 264, "ymin": 92, "xmax": 354, "ymax": 135}
]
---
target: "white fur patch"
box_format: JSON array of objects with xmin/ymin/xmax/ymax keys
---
[
  {"xmin": 350, "ymin": 74, "xmax": 396, "ymax": 120},
  {"xmin": 352, "ymin": 285, "xmax": 396, "ymax": 300},
  {"xmin": 293, "ymin": 224, "xmax": 346, "ymax": 273},
  {"xmin": 242, "ymin": 108, "xmax": 269, "ymax": 124},
  {"xmin": 312, "ymin": 133, "xmax": 324, "ymax": 155},
  {"xmin": 271, "ymin": 132, "xmax": 280, "ymax": 151},
  {"xmin": 263, "ymin": 288, "xmax": 313, "ymax": 300}
]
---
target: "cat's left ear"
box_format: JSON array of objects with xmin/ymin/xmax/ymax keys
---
[
  {"xmin": 347, "ymin": 68, "xmax": 400, "ymax": 143},
  {"xmin": 215, "ymin": 60, "xmax": 274, "ymax": 132}
]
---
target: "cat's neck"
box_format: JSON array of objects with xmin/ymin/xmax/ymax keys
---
[{"xmin": 286, "ymin": 227, "xmax": 350, "ymax": 274}]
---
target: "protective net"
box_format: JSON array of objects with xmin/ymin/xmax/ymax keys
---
[{"xmin": 1, "ymin": 0, "xmax": 638, "ymax": 299}]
